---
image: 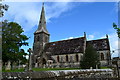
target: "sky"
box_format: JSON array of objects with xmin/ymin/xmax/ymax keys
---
[{"xmin": 2, "ymin": 1, "xmax": 120, "ymax": 58}]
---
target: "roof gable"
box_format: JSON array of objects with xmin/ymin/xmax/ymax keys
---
[{"xmin": 86, "ymin": 38, "xmax": 110, "ymax": 51}]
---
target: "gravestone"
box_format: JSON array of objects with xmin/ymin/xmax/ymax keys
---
[
  {"xmin": 5, "ymin": 61, "xmax": 11, "ymax": 70},
  {"xmin": 35, "ymin": 63, "xmax": 38, "ymax": 68},
  {"xmin": 18, "ymin": 60, "xmax": 21, "ymax": 69},
  {"xmin": 90, "ymin": 67, "xmax": 93, "ymax": 69},
  {"xmin": 12, "ymin": 62, "xmax": 17, "ymax": 70}
]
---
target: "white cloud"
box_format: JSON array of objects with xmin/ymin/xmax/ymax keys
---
[
  {"xmin": 109, "ymin": 32, "xmax": 119, "ymax": 57},
  {"xmin": 45, "ymin": 2, "xmax": 73, "ymax": 22},
  {"xmin": 88, "ymin": 35, "xmax": 94, "ymax": 40},
  {"xmin": 61, "ymin": 37, "xmax": 74, "ymax": 40},
  {"xmin": 3, "ymin": 2, "xmax": 74, "ymax": 32},
  {"xmin": 3, "ymin": 2, "xmax": 40, "ymax": 32},
  {"xmin": 68, "ymin": 37, "xmax": 74, "ymax": 39}
]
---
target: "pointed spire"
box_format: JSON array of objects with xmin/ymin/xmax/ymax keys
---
[{"xmin": 35, "ymin": 3, "xmax": 49, "ymax": 35}]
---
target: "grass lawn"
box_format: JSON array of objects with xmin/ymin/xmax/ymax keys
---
[
  {"xmin": 2, "ymin": 67, "xmax": 110, "ymax": 72},
  {"xmin": 32, "ymin": 68, "xmax": 80, "ymax": 71},
  {"xmin": 100, "ymin": 67, "xmax": 111, "ymax": 69},
  {"xmin": 2, "ymin": 68, "xmax": 80, "ymax": 72}
]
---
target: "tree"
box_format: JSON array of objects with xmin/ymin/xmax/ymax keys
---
[
  {"xmin": 2, "ymin": 20, "xmax": 29, "ymax": 69},
  {"xmin": 0, "ymin": 4, "xmax": 9, "ymax": 17},
  {"xmin": 80, "ymin": 44, "xmax": 100, "ymax": 69},
  {"xmin": 113, "ymin": 23, "xmax": 120, "ymax": 38}
]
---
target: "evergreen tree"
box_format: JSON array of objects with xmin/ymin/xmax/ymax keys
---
[{"xmin": 80, "ymin": 44, "xmax": 100, "ymax": 69}]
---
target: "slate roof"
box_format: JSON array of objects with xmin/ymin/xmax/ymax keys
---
[
  {"xmin": 86, "ymin": 38, "xmax": 110, "ymax": 51},
  {"xmin": 44, "ymin": 37, "xmax": 86, "ymax": 55},
  {"xmin": 44, "ymin": 37, "xmax": 110, "ymax": 56}
]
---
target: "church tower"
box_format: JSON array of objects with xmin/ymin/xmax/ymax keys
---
[{"xmin": 33, "ymin": 3, "xmax": 50, "ymax": 66}]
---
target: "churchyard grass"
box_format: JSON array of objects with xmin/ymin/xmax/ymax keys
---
[
  {"xmin": 2, "ymin": 67, "xmax": 110, "ymax": 72},
  {"xmin": 32, "ymin": 68, "xmax": 80, "ymax": 71},
  {"xmin": 100, "ymin": 67, "xmax": 110, "ymax": 69},
  {"xmin": 2, "ymin": 68, "xmax": 80, "ymax": 72}
]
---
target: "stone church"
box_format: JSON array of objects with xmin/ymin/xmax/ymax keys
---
[{"xmin": 32, "ymin": 3, "xmax": 111, "ymax": 68}]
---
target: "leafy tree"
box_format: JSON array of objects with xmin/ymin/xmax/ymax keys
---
[
  {"xmin": 80, "ymin": 44, "xmax": 100, "ymax": 69},
  {"xmin": 0, "ymin": 4, "xmax": 9, "ymax": 17},
  {"xmin": 2, "ymin": 20, "xmax": 29, "ymax": 69},
  {"xmin": 113, "ymin": 23, "xmax": 120, "ymax": 38}
]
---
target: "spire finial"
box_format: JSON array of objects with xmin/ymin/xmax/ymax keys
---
[
  {"xmin": 106, "ymin": 34, "xmax": 108, "ymax": 38},
  {"xmin": 84, "ymin": 32, "xmax": 86, "ymax": 37},
  {"xmin": 42, "ymin": 2, "xmax": 44, "ymax": 7}
]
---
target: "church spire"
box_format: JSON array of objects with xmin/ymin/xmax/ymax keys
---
[{"xmin": 35, "ymin": 3, "xmax": 49, "ymax": 35}]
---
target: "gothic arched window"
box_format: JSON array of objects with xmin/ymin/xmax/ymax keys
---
[
  {"xmin": 57, "ymin": 56, "xmax": 59, "ymax": 62},
  {"xmin": 66, "ymin": 55, "xmax": 68, "ymax": 62},
  {"xmin": 76, "ymin": 54, "xmax": 79, "ymax": 62},
  {"xmin": 101, "ymin": 53, "xmax": 104, "ymax": 60}
]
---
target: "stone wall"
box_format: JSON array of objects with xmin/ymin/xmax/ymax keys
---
[
  {"xmin": 50, "ymin": 50, "xmax": 110, "ymax": 68},
  {"xmin": 47, "ymin": 50, "xmax": 111, "ymax": 68},
  {"xmin": 51, "ymin": 53, "xmax": 83, "ymax": 68},
  {"xmin": 2, "ymin": 69, "xmax": 113, "ymax": 79},
  {"xmin": 97, "ymin": 50, "xmax": 111, "ymax": 66}
]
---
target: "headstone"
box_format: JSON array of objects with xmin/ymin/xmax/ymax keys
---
[
  {"xmin": 90, "ymin": 67, "xmax": 93, "ymax": 69},
  {"xmin": 12, "ymin": 62, "xmax": 17, "ymax": 70},
  {"xmin": 96, "ymin": 65, "xmax": 98, "ymax": 69},
  {"xmin": 5, "ymin": 61, "xmax": 11, "ymax": 70},
  {"xmin": 35, "ymin": 63, "xmax": 38, "ymax": 68}
]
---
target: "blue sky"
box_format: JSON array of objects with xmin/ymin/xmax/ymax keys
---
[{"xmin": 3, "ymin": 2, "xmax": 119, "ymax": 57}]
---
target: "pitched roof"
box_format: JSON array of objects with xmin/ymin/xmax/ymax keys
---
[
  {"xmin": 44, "ymin": 37, "xmax": 86, "ymax": 55},
  {"xmin": 86, "ymin": 38, "xmax": 110, "ymax": 51}
]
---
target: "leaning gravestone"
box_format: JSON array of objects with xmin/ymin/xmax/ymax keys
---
[{"xmin": 5, "ymin": 61, "xmax": 11, "ymax": 70}]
